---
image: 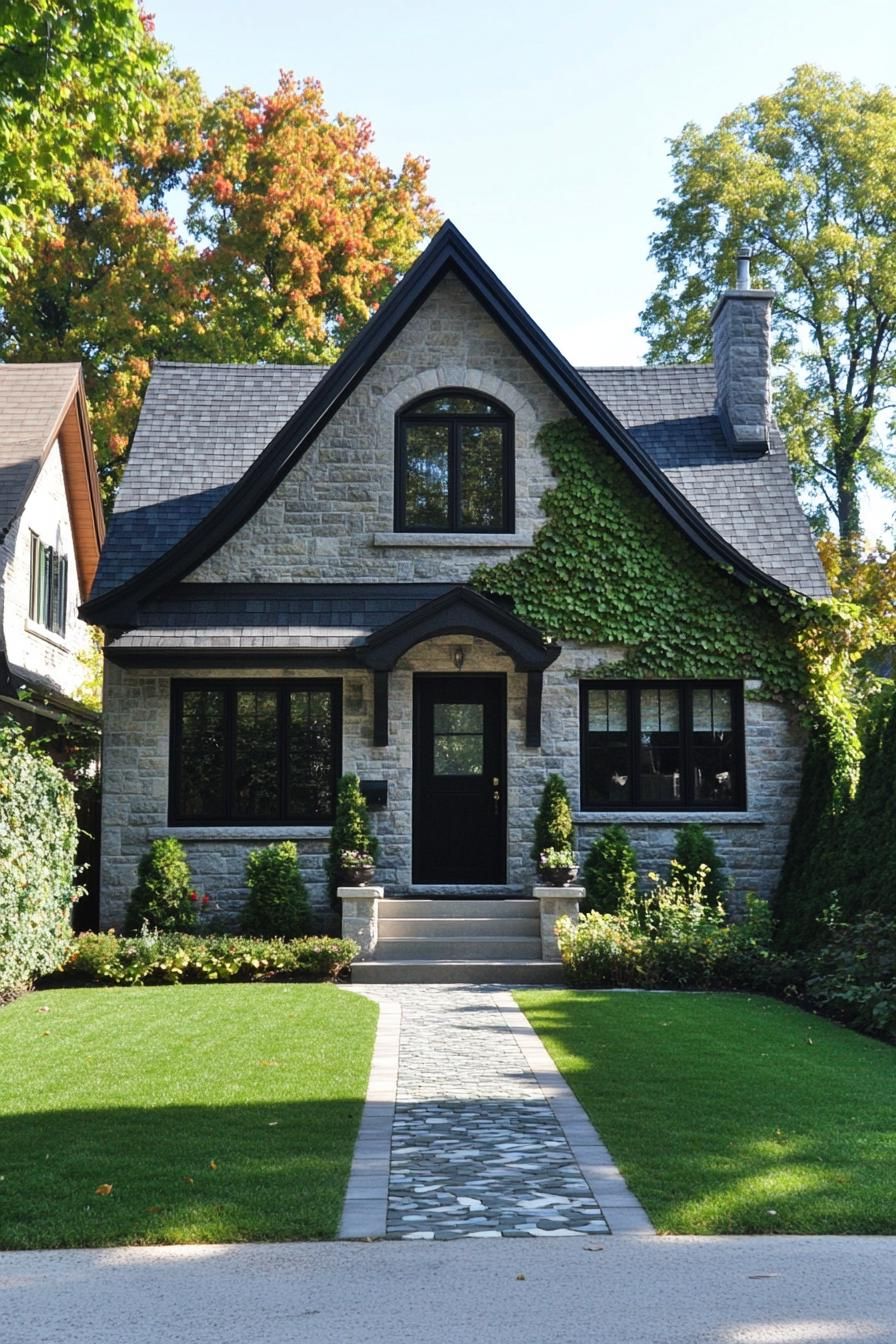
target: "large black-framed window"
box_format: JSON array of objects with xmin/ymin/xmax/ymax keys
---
[
  {"xmin": 395, "ymin": 390, "xmax": 513, "ymax": 532},
  {"xmin": 170, "ymin": 680, "xmax": 342, "ymax": 825},
  {"xmin": 29, "ymin": 531, "xmax": 68, "ymax": 637},
  {"xmin": 580, "ymin": 681, "xmax": 746, "ymax": 811}
]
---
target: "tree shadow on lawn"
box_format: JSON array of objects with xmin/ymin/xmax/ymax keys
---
[
  {"xmin": 517, "ymin": 992, "xmax": 896, "ymax": 1234},
  {"xmin": 0, "ymin": 1099, "xmax": 364, "ymax": 1250}
]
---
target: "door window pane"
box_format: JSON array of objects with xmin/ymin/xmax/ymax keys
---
[
  {"xmin": 460, "ymin": 425, "xmax": 504, "ymax": 528},
  {"xmin": 233, "ymin": 690, "xmax": 279, "ymax": 818},
  {"xmin": 408, "ymin": 394, "xmax": 499, "ymax": 415},
  {"xmin": 178, "ymin": 689, "xmax": 226, "ymax": 818},
  {"xmin": 404, "ymin": 424, "xmax": 449, "ymax": 527},
  {"xmin": 433, "ymin": 701, "xmax": 484, "ymax": 775}
]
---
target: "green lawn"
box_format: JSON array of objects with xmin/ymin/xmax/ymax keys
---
[
  {"xmin": 0, "ymin": 982, "xmax": 377, "ymax": 1249},
  {"xmin": 515, "ymin": 990, "xmax": 896, "ymax": 1235}
]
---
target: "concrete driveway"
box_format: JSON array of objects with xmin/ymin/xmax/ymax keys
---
[{"xmin": 2, "ymin": 1235, "xmax": 894, "ymax": 1344}]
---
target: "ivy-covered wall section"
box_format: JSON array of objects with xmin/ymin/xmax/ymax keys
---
[{"xmin": 472, "ymin": 420, "xmax": 864, "ymax": 938}]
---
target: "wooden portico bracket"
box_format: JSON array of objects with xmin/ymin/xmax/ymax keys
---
[{"xmin": 360, "ymin": 586, "xmax": 560, "ymax": 748}]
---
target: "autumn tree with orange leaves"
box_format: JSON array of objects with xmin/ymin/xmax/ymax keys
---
[{"xmin": 1, "ymin": 38, "xmax": 439, "ymax": 495}]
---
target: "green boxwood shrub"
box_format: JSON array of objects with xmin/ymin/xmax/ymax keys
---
[
  {"xmin": 0, "ymin": 720, "xmax": 81, "ymax": 993},
  {"xmin": 531, "ymin": 773, "xmax": 574, "ymax": 863},
  {"xmin": 124, "ymin": 837, "xmax": 196, "ymax": 934},
  {"xmin": 582, "ymin": 825, "xmax": 637, "ymax": 913},
  {"xmin": 672, "ymin": 822, "xmax": 727, "ymax": 905},
  {"xmin": 241, "ymin": 841, "xmax": 311, "ymax": 938},
  {"xmin": 805, "ymin": 911, "xmax": 896, "ymax": 1041},
  {"xmin": 327, "ymin": 774, "xmax": 379, "ymax": 903},
  {"xmin": 556, "ymin": 867, "xmax": 786, "ymax": 992},
  {"xmin": 62, "ymin": 931, "xmax": 360, "ymax": 985}
]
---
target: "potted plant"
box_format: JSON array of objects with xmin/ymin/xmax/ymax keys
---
[
  {"xmin": 337, "ymin": 848, "xmax": 376, "ymax": 886},
  {"xmin": 531, "ymin": 773, "xmax": 578, "ymax": 885},
  {"xmin": 538, "ymin": 846, "xmax": 579, "ymax": 887},
  {"xmin": 327, "ymin": 774, "xmax": 380, "ymax": 902}
]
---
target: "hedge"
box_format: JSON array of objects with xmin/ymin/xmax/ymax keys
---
[{"xmin": 0, "ymin": 720, "xmax": 80, "ymax": 994}]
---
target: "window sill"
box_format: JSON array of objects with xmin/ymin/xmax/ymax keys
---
[
  {"xmin": 573, "ymin": 811, "xmax": 763, "ymax": 826},
  {"xmin": 154, "ymin": 825, "xmax": 332, "ymax": 841},
  {"xmin": 373, "ymin": 532, "xmax": 531, "ymax": 548},
  {"xmin": 25, "ymin": 619, "xmax": 68, "ymax": 651}
]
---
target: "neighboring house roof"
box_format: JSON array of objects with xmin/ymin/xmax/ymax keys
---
[
  {"xmin": 85, "ymin": 221, "xmax": 828, "ymax": 622},
  {"xmin": 0, "ymin": 363, "xmax": 105, "ymax": 596}
]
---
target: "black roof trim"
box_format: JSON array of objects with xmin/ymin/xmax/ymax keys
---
[
  {"xmin": 359, "ymin": 586, "xmax": 561, "ymax": 672},
  {"xmin": 83, "ymin": 221, "xmax": 790, "ymax": 624}
]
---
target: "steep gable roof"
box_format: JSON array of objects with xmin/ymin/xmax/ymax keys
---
[
  {"xmin": 0, "ymin": 363, "xmax": 105, "ymax": 595},
  {"xmin": 85, "ymin": 222, "xmax": 826, "ymax": 623}
]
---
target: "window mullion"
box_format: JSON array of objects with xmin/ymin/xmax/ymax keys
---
[
  {"xmin": 449, "ymin": 422, "xmax": 460, "ymax": 529},
  {"xmin": 225, "ymin": 687, "xmax": 236, "ymax": 822},
  {"xmin": 681, "ymin": 684, "xmax": 692, "ymax": 804},
  {"xmin": 629, "ymin": 685, "xmax": 639, "ymax": 806}
]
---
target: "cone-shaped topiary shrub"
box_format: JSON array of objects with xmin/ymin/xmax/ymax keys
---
[
  {"xmin": 583, "ymin": 824, "xmax": 638, "ymax": 913},
  {"xmin": 327, "ymin": 773, "xmax": 379, "ymax": 903},
  {"xmin": 124, "ymin": 837, "xmax": 196, "ymax": 934},
  {"xmin": 531, "ymin": 773, "xmax": 575, "ymax": 863},
  {"xmin": 240, "ymin": 841, "xmax": 311, "ymax": 939},
  {"xmin": 672, "ymin": 822, "xmax": 726, "ymax": 905}
]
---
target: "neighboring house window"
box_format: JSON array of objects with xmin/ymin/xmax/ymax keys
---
[
  {"xmin": 170, "ymin": 680, "xmax": 342, "ymax": 824},
  {"xmin": 29, "ymin": 532, "xmax": 68, "ymax": 637},
  {"xmin": 395, "ymin": 390, "xmax": 513, "ymax": 532},
  {"xmin": 580, "ymin": 681, "xmax": 746, "ymax": 810}
]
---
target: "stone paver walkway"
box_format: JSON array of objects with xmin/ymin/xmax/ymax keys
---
[{"xmin": 338, "ymin": 984, "xmax": 652, "ymax": 1240}]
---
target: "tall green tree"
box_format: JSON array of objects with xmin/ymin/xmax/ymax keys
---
[
  {"xmin": 638, "ymin": 66, "xmax": 896, "ymax": 555},
  {"xmin": 1, "ymin": 62, "xmax": 439, "ymax": 495},
  {"xmin": 0, "ymin": 1, "xmax": 163, "ymax": 284}
]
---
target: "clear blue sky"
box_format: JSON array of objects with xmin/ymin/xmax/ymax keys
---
[{"xmin": 149, "ymin": 0, "xmax": 896, "ymax": 533}]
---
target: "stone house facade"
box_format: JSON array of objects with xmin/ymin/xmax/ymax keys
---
[{"xmin": 84, "ymin": 224, "xmax": 828, "ymax": 928}]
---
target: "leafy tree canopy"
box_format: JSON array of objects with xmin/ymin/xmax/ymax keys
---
[
  {"xmin": 638, "ymin": 65, "xmax": 896, "ymax": 553},
  {"xmin": 0, "ymin": 51, "xmax": 439, "ymax": 495},
  {"xmin": 0, "ymin": 1, "xmax": 162, "ymax": 284}
]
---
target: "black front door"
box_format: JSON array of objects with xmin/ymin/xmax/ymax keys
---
[{"xmin": 412, "ymin": 675, "xmax": 506, "ymax": 885}]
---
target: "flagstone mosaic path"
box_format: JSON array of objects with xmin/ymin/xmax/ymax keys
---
[{"xmin": 339, "ymin": 984, "xmax": 652, "ymax": 1241}]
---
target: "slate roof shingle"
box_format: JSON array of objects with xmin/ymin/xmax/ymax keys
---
[{"xmin": 93, "ymin": 358, "xmax": 829, "ymax": 606}]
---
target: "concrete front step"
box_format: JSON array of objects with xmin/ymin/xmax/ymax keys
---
[
  {"xmin": 380, "ymin": 898, "xmax": 536, "ymax": 919},
  {"xmin": 378, "ymin": 915, "xmax": 540, "ymax": 938},
  {"xmin": 373, "ymin": 936, "xmax": 543, "ymax": 961},
  {"xmin": 350, "ymin": 959, "xmax": 563, "ymax": 985}
]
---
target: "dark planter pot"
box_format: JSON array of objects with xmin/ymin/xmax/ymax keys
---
[
  {"xmin": 338, "ymin": 865, "xmax": 376, "ymax": 887},
  {"xmin": 539, "ymin": 865, "xmax": 579, "ymax": 888}
]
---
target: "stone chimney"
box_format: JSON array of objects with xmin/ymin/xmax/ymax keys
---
[{"xmin": 710, "ymin": 246, "xmax": 774, "ymax": 451}]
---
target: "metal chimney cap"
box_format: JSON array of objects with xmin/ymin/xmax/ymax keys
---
[{"xmin": 736, "ymin": 245, "xmax": 752, "ymax": 289}]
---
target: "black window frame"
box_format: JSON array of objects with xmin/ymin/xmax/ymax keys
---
[
  {"xmin": 579, "ymin": 680, "xmax": 747, "ymax": 812},
  {"xmin": 28, "ymin": 531, "xmax": 68, "ymax": 637},
  {"xmin": 169, "ymin": 678, "xmax": 342, "ymax": 826},
  {"xmin": 394, "ymin": 388, "xmax": 514, "ymax": 533}
]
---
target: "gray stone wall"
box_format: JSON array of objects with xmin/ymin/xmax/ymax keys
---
[
  {"xmin": 100, "ymin": 643, "xmax": 803, "ymax": 927},
  {"xmin": 710, "ymin": 290, "xmax": 774, "ymax": 447},
  {"xmin": 99, "ymin": 272, "xmax": 804, "ymax": 927},
  {"xmin": 185, "ymin": 275, "xmax": 565, "ymax": 586}
]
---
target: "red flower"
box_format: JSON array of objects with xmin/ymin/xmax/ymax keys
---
[
  {"xmin": 189, "ymin": 891, "xmax": 198, "ymax": 902},
  {"xmin": 202, "ymin": 894, "xmax": 211, "ymax": 905}
]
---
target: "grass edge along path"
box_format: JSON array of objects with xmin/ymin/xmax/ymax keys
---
[
  {"xmin": 0, "ymin": 982, "xmax": 378, "ymax": 1249},
  {"xmin": 514, "ymin": 990, "xmax": 896, "ymax": 1235}
]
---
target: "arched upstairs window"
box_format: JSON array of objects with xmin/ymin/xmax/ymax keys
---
[{"xmin": 396, "ymin": 390, "xmax": 513, "ymax": 532}]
